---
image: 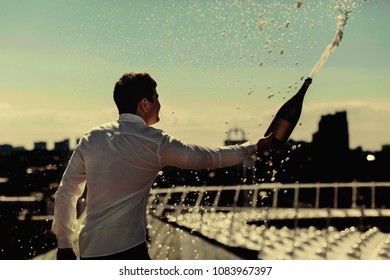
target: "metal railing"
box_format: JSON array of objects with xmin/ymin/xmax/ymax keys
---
[
  {"xmin": 149, "ymin": 182, "xmax": 390, "ymax": 216},
  {"xmin": 147, "ymin": 182, "xmax": 390, "ymax": 260}
]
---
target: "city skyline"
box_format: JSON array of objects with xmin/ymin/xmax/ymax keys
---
[
  {"xmin": 1, "ymin": 0, "xmax": 389, "ymax": 151},
  {"xmin": 1, "ymin": 109, "xmax": 387, "ymax": 153}
]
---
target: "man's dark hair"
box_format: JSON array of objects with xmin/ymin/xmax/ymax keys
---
[{"xmin": 113, "ymin": 72, "xmax": 157, "ymax": 114}]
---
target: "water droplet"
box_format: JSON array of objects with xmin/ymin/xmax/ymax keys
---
[{"xmin": 259, "ymin": 20, "xmax": 266, "ymax": 31}]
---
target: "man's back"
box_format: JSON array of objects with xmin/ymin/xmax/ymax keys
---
[
  {"xmin": 54, "ymin": 114, "xmax": 164, "ymax": 257},
  {"xmin": 77, "ymin": 114, "xmax": 164, "ymax": 257}
]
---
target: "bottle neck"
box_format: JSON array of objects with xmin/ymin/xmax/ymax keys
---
[{"xmin": 293, "ymin": 77, "xmax": 312, "ymax": 103}]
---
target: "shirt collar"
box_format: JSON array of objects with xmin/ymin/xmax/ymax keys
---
[{"xmin": 118, "ymin": 113, "xmax": 146, "ymax": 125}]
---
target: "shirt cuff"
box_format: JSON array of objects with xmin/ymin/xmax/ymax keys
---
[
  {"xmin": 241, "ymin": 142, "xmax": 257, "ymax": 156},
  {"xmin": 56, "ymin": 235, "xmax": 74, "ymax": 249}
]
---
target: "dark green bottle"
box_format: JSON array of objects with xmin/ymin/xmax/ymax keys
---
[{"xmin": 264, "ymin": 77, "xmax": 312, "ymax": 146}]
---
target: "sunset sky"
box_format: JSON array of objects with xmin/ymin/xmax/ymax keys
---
[{"xmin": 1, "ymin": 0, "xmax": 389, "ymax": 151}]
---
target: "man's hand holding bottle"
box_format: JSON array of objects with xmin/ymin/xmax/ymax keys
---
[{"xmin": 256, "ymin": 132, "xmax": 281, "ymax": 153}]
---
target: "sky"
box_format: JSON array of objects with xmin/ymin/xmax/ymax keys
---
[{"xmin": 0, "ymin": 0, "xmax": 389, "ymax": 151}]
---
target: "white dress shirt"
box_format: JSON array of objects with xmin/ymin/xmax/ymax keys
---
[{"xmin": 52, "ymin": 113, "xmax": 257, "ymax": 258}]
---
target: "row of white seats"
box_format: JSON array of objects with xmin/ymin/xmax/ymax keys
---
[{"xmin": 165, "ymin": 211, "xmax": 389, "ymax": 260}]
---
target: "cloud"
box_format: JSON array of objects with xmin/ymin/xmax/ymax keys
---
[
  {"xmin": 1, "ymin": 99, "xmax": 388, "ymax": 151},
  {"xmin": 0, "ymin": 102, "xmax": 117, "ymax": 149},
  {"xmin": 0, "ymin": 103, "xmax": 13, "ymax": 114},
  {"xmin": 157, "ymin": 99, "xmax": 390, "ymax": 151}
]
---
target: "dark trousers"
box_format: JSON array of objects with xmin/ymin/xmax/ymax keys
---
[{"xmin": 80, "ymin": 242, "xmax": 151, "ymax": 260}]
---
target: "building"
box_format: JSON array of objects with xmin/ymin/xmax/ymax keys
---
[
  {"xmin": 0, "ymin": 144, "xmax": 13, "ymax": 154},
  {"xmin": 54, "ymin": 139, "xmax": 70, "ymax": 152},
  {"xmin": 34, "ymin": 142, "xmax": 47, "ymax": 151},
  {"xmin": 312, "ymin": 111, "xmax": 350, "ymax": 153},
  {"xmin": 311, "ymin": 111, "xmax": 351, "ymax": 182}
]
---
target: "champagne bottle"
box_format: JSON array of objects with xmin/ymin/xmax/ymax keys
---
[{"xmin": 264, "ymin": 77, "xmax": 312, "ymax": 146}]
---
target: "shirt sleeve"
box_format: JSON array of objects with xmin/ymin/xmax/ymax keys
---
[
  {"xmin": 51, "ymin": 146, "xmax": 87, "ymax": 249},
  {"xmin": 158, "ymin": 134, "xmax": 257, "ymax": 170}
]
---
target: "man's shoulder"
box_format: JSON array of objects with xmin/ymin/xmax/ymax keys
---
[
  {"xmin": 78, "ymin": 121, "xmax": 117, "ymax": 141},
  {"xmin": 81, "ymin": 120, "xmax": 170, "ymax": 144},
  {"xmin": 89, "ymin": 121, "xmax": 117, "ymax": 133},
  {"xmin": 137, "ymin": 125, "xmax": 166, "ymax": 141}
]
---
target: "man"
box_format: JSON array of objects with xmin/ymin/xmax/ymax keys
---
[{"xmin": 52, "ymin": 72, "xmax": 278, "ymax": 260}]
